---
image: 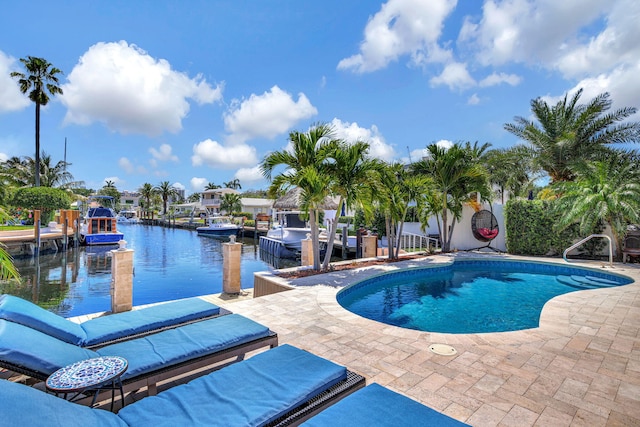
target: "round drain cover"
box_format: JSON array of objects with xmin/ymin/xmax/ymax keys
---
[{"xmin": 429, "ymin": 344, "xmax": 457, "ymax": 356}]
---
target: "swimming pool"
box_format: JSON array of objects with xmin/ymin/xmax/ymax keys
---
[{"xmin": 337, "ymin": 259, "xmax": 634, "ymax": 334}]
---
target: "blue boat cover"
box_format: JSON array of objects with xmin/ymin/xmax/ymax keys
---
[
  {"xmin": 302, "ymin": 383, "xmax": 471, "ymax": 426},
  {"xmin": 0, "ymin": 294, "xmax": 220, "ymax": 346},
  {"xmin": 118, "ymin": 344, "xmax": 348, "ymax": 426},
  {"xmin": 0, "ymin": 379, "xmax": 127, "ymax": 427},
  {"xmin": 0, "ymin": 314, "xmax": 268, "ymax": 380}
]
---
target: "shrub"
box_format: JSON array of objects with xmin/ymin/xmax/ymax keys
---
[
  {"xmin": 505, "ymin": 199, "xmax": 578, "ymax": 256},
  {"xmin": 10, "ymin": 187, "xmax": 71, "ymax": 225}
]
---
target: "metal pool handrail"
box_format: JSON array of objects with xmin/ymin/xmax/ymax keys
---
[{"xmin": 563, "ymin": 234, "xmax": 613, "ymax": 268}]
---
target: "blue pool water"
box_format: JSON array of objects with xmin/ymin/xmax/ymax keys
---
[
  {"xmin": 2, "ymin": 224, "xmax": 293, "ymax": 317},
  {"xmin": 337, "ymin": 259, "xmax": 634, "ymax": 334}
]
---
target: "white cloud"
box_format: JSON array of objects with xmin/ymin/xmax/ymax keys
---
[
  {"xmin": 223, "ymin": 86, "xmax": 317, "ymax": 144},
  {"xmin": 172, "ymin": 182, "xmax": 185, "ymax": 191},
  {"xmin": 191, "ymin": 139, "xmax": 258, "ymax": 169},
  {"xmin": 234, "ymin": 165, "xmax": 264, "ymax": 184},
  {"xmin": 337, "ymin": 0, "xmax": 457, "ymax": 73},
  {"xmin": 119, "ymin": 157, "xmax": 148, "ymax": 174},
  {"xmin": 467, "ymin": 93, "xmax": 481, "ymax": 105},
  {"xmin": 330, "ymin": 118, "xmax": 396, "ymax": 162},
  {"xmin": 0, "ymin": 51, "xmax": 31, "ymax": 113},
  {"xmin": 102, "ymin": 176, "xmax": 124, "ymax": 186},
  {"xmin": 478, "ymin": 72, "xmax": 521, "ymax": 87},
  {"xmin": 436, "ymin": 139, "xmax": 454, "ymax": 150},
  {"xmin": 61, "ymin": 41, "xmax": 223, "ymax": 136},
  {"xmin": 0, "ymin": 152, "xmax": 8, "ymax": 162},
  {"xmin": 190, "ymin": 177, "xmax": 208, "ymax": 192},
  {"xmin": 429, "ymin": 62, "xmax": 476, "ymax": 90},
  {"xmin": 149, "ymin": 143, "xmax": 179, "ymax": 162}
]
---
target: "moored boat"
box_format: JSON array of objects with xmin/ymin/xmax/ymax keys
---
[
  {"xmin": 78, "ymin": 196, "xmax": 124, "ymax": 246},
  {"xmin": 196, "ymin": 216, "xmax": 241, "ymax": 239}
]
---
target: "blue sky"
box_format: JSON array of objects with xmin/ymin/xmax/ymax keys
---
[{"xmin": 1, "ymin": 0, "xmax": 638, "ymax": 195}]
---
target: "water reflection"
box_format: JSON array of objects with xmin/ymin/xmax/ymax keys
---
[{"xmin": 2, "ymin": 225, "xmax": 297, "ymax": 317}]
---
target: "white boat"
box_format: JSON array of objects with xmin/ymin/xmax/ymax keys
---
[
  {"xmin": 78, "ymin": 196, "xmax": 124, "ymax": 246},
  {"xmin": 265, "ymin": 211, "xmax": 311, "ymax": 251},
  {"xmin": 116, "ymin": 210, "xmax": 140, "ymax": 224},
  {"xmin": 196, "ymin": 216, "xmax": 241, "ymax": 239}
]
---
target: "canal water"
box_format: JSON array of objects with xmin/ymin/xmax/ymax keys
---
[{"xmin": 2, "ymin": 224, "xmax": 296, "ymax": 317}]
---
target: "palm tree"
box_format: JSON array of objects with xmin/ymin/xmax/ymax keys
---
[
  {"xmin": 104, "ymin": 180, "xmax": 116, "ymax": 188},
  {"xmin": 138, "ymin": 183, "xmax": 155, "ymax": 217},
  {"xmin": 204, "ymin": 182, "xmax": 221, "ymax": 190},
  {"xmin": 224, "ymin": 179, "xmax": 242, "ymax": 190},
  {"xmin": 411, "ymin": 142, "xmax": 492, "ymax": 252},
  {"xmin": 154, "ymin": 181, "xmax": 178, "ymax": 217},
  {"xmin": 261, "ymin": 123, "xmax": 338, "ymax": 270},
  {"xmin": 0, "ymin": 208, "xmax": 20, "ymax": 281},
  {"xmin": 552, "ymin": 151, "xmax": 640, "ymax": 260},
  {"xmin": 504, "ymin": 89, "xmax": 640, "ymax": 183},
  {"xmin": 0, "ymin": 153, "xmax": 83, "ymax": 189},
  {"xmin": 321, "ymin": 140, "xmax": 385, "ymax": 268},
  {"xmin": 11, "ymin": 57, "xmax": 64, "ymax": 187},
  {"xmin": 482, "ymin": 146, "xmax": 537, "ymax": 203},
  {"xmin": 220, "ymin": 193, "xmax": 242, "ymax": 214}
]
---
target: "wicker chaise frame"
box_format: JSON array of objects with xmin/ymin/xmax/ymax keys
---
[{"xmin": 1, "ymin": 331, "xmax": 278, "ymax": 401}]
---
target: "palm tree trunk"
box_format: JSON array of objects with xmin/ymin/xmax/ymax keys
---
[
  {"xmin": 35, "ymin": 102, "xmax": 41, "ymax": 187},
  {"xmin": 441, "ymin": 208, "xmax": 450, "ymax": 252},
  {"xmin": 310, "ymin": 209, "xmax": 321, "ymax": 270},
  {"xmin": 322, "ymin": 198, "xmax": 343, "ymax": 270}
]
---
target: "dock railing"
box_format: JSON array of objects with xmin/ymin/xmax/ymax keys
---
[{"xmin": 398, "ymin": 232, "xmax": 439, "ymax": 253}]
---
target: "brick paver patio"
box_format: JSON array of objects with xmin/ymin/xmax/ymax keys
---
[{"xmin": 223, "ymin": 254, "xmax": 640, "ymax": 426}]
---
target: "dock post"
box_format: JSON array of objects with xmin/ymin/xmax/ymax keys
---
[
  {"xmin": 223, "ymin": 235, "xmax": 242, "ymax": 294},
  {"xmin": 33, "ymin": 210, "xmax": 41, "ymax": 257},
  {"xmin": 363, "ymin": 235, "xmax": 378, "ymax": 258},
  {"xmin": 301, "ymin": 233, "xmax": 314, "ymax": 266},
  {"xmin": 110, "ymin": 240, "xmax": 134, "ymax": 313}
]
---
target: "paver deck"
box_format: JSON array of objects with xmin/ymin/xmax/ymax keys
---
[{"xmin": 225, "ymin": 254, "xmax": 640, "ymax": 426}]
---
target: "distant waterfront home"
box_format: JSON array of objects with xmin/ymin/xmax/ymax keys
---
[{"xmin": 240, "ymin": 197, "xmax": 273, "ymax": 218}]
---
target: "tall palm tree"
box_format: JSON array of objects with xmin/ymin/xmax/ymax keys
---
[
  {"xmin": 154, "ymin": 181, "xmax": 178, "ymax": 217},
  {"xmin": 223, "ymin": 179, "xmax": 242, "ymax": 190},
  {"xmin": 552, "ymin": 150, "xmax": 640, "ymax": 260},
  {"xmin": 261, "ymin": 123, "xmax": 338, "ymax": 270},
  {"xmin": 138, "ymin": 183, "xmax": 155, "ymax": 216},
  {"xmin": 504, "ymin": 89, "xmax": 640, "ymax": 183},
  {"xmin": 482, "ymin": 146, "xmax": 536, "ymax": 203},
  {"xmin": 11, "ymin": 56, "xmax": 64, "ymax": 187},
  {"xmin": 220, "ymin": 193, "xmax": 242, "ymax": 214},
  {"xmin": 321, "ymin": 140, "xmax": 385, "ymax": 269},
  {"xmin": 104, "ymin": 180, "xmax": 116, "ymax": 188},
  {"xmin": 412, "ymin": 142, "xmax": 492, "ymax": 252}
]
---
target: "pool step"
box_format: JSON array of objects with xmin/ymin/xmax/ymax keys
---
[{"xmin": 557, "ymin": 275, "xmax": 619, "ymax": 290}]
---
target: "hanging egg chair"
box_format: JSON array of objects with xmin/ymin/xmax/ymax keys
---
[{"xmin": 471, "ymin": 210, "xmax": 499, "ymax": 242}]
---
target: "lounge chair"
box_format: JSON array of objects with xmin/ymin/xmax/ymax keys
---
[
  {"xmin": 0, "ymin": 344, "xmax": 365, "ymax": 426},
  {"xmin": 0, "ymin": 314, "xmax": 277, "ymax": 397},
  {"xmin": 0, "ymin": 294, "xmax": 225, "ymax": 347},
  {"xmin": 301, "ymin": 383, "xmax": 471, "ymax": 426}
]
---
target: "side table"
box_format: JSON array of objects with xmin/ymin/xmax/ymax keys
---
[{"xmin": 46, "ymin": 356, "xmax": 128, "ymax": 411}]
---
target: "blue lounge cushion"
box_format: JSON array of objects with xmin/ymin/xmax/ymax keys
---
[
  {"xmin": 97, "ymin": 314, "xmax": 271, "ymax": 380},
  {"xmin": 0, "ymin": 294, "xmax": 220, "ymax": 346},
  {"xmin": 0, "ymin": 379, "xmax": 126, "ymax": 427},
  {"xmin": 0, "ymin": 320, "xmax": 98, "ymax": 374},
  {"xmin": 81, "ymin": 297, "xmax": 221, "ymax": 346},
  {"xmin": 0, "ymin": 314, "xmax": 270, "ymax": 381},
  {"xmin": 302, "ymin": 383, "xmax": 471, "ymax": 426},
  {"xmin": 0, "ymin": 295, "xmax": 87, "ymax": 345},
  {"xmin": 118, "ymin": 344, "xmax": 348, "ymax": 426}
]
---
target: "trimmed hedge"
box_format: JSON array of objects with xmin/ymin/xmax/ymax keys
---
[{"xmin": 504, "ymin": 199, "xmax": 578, "ymax": 256}]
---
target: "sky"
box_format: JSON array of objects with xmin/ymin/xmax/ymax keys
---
[{"xmin": 1, "ymin": 0, "xmax": 638, "ymax": 196}]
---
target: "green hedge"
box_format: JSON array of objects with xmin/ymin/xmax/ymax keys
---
[{"xmin": 504, "ymin": 199, "xmax": 578, "ymax": 256}]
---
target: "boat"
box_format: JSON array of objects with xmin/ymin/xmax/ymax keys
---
[
  {"xmin": 196, "ymin": 216, "xmax": 241, "ymax": 239},
  {"xmin": 116, "ymin": 210, "xmax": 140, "ymax": 224},
  {"xmin": 78, "ymin": 196, "xmax": 124, "ymax": 246},
  {"xmin": 260, "ymin": 211, "xmax": 316, "ymax": 259}
]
